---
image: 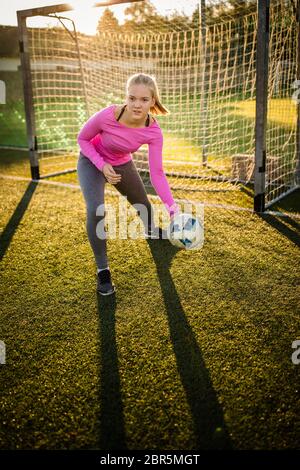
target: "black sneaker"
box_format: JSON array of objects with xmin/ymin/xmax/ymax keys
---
[
  {"xmin": 97, "ymin": 269, "xmax": 115, "ymax": 296},
  {"xmin": 144, "ymin": 226, "xmax": 168, "ymax": 240}
]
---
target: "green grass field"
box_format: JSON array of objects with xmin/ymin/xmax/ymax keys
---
[{"xmin": 0, "ymin": 145, "xmax": 299, "ymax": 450}]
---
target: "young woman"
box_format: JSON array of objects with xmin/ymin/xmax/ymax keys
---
[{"xmin": 77, "ymin": 73, "xmax": 180, "ymax": 296}]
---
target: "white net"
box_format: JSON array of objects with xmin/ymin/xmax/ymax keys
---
[
  {"xmin": 266, "ymin": 0, "xmax": 298, "ymax": 207},
  {"xmin": 25, "ymin": 0, "xmax": 298, "ymax": 206}
]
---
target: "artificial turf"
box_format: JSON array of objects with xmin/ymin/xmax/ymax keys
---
[{"xmin": 0, "ymin": 158, "xmax": 299, "ymax": 449}]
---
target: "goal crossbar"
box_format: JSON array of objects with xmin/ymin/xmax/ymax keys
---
[{"xmin": 16, "ymin": 0, "xmax": 143, "ymax": 19}]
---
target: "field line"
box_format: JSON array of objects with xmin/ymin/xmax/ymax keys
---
[{"xmin": 0, "ymin": 173, "xmax": 299, "ymax": 220}]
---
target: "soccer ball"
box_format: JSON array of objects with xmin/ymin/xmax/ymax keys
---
[{"xmin": 167, "ymin": 213, "xmax": 204, "ymax": 250}]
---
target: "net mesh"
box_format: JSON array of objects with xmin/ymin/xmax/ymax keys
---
[
  {"xmin": 266, "ymin": 0, "xmax": 297, "ymax": 206},
  {"xmin": 26, "ymin": 0, "xmax": 298, "ymax": 205}
]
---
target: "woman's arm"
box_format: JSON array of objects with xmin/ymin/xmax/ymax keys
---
[
  {"xmin": 148, "ymin": 131, "xmax": 180, "ymax": 218},
  {"xmin": 77, "ymin": 110, "xmax": 106, "ymax": 171}
]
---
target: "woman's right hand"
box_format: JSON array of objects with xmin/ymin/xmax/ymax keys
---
[{"xmin": 102, "ymin": 163, "xmax": 122, "ymax": 185}]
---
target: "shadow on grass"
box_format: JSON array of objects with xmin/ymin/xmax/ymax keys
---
[
  {"xmin": 271, "ymin": 188, "xmax": 300, "ymax": 214},
  {"xmin": 240, "ymin": 183, "xmax": 254, "ymax": 199},
  {"xmin": 146, "ymin": 237, "xmax": 232, "ymax": 449},
  {"xmin": 0, "ymin": 181, "xmax": 38, "ymax": 261},
  {"xmin": 96, "ymin": 293, "xmax": 127, "ymax": 450},
  {"xmin": 258, "ymin": 213, "xmax": 300, "ymax": 248},
  {"xmin": 0, "ymin": 148, "xmax": 29, "ymax": 170}
]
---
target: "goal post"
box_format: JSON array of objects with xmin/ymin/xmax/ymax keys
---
[
  {"xmin": 254, "ymin": 0, "xmax": 270, "ymax": 212},
  {"xmin": 16, "ymin": 0, "xmax": 299, "ymax": 211},
  {"xmin": 296, "ymin": 0, "xmax": 300, "ymax": 188},
  {"xmin": 17, "ymin": 10, "xmax": 39, "ymax": 179},
  {"xmin": 17, "ymin": 0, "xmax": 142, "ymax": 180}
]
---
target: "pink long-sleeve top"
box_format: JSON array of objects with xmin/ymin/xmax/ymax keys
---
[{"xmin": 77, "ymin": 104, "xmax": 179, "ymax": 217}]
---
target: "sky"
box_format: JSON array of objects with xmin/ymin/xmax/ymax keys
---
[{"xmin": 0, "ymin": 0, "xmax": 199, "ymax": 35}]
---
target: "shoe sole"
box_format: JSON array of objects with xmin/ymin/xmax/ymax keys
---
[
  {"xmin": 144, "ymin": 229, "xmax": 168, "ymax": 240},
  {"xmin": 97, "ymin": 286, "xmax": 116, "ymax": 296},
  {"xmin": 144, "ymin": 231, "xmax": 161, "ymax": 239}
]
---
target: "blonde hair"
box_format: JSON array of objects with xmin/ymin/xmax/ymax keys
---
[{"xmin": 126, "ymin": 73, "xmax": 169, "ymax": 115}]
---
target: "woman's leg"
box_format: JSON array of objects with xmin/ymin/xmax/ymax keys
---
[
  {"xmin": 77, "ymin": 153, "xmax": 108, "ymax": 270},
  {"xmin": 113, "ymin": 160, "xmax": 156, "ymax": 232}
]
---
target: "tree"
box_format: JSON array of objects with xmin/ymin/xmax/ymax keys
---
[
  {"xmin": 121, "ymin": 0, "xmax": 160, "ymax": 34},
  {"xmin": 97, "ymin": 8, "xmax": 120, "ymax": 34}
]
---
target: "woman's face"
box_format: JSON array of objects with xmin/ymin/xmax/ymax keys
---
[{"xmin": 125, "ymin": 84, "xmax": 155, "ymax": 122}]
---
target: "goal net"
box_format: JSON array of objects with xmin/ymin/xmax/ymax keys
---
[{"xmin": 20, "ymin": 0, "xmax": 298, "ymax": 208}]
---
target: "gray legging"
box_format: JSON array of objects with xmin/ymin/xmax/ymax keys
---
[{"xmin": 77, "ymin": 152, "xmax": 155, "ymax": 269}]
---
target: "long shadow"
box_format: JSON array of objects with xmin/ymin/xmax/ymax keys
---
[
  {"xmin": 0, "ymin": 181, "xmax": 38, "ymax": 261},
  {"xmin": 258, "ymin": 213, "xmax": 300, "ymax": 248},
  {"xmin": 146, "ymin": 237, "xmax": 232, "ymax": 449},
  {"xmin": 0, "ymin": 148, "xmax": 29, "ymax": 170},
  {"xmin": 239, "ymin": 183, "xmax": 254, "ymax": 198},
  {"xmin": 96, "ymin": 293, "xmax": 127, "ymax": 450}
]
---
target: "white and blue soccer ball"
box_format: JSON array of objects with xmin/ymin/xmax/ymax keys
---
[{"xmin": 167, "ymin": 212, "xmax": 204, "ymax": 250}]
